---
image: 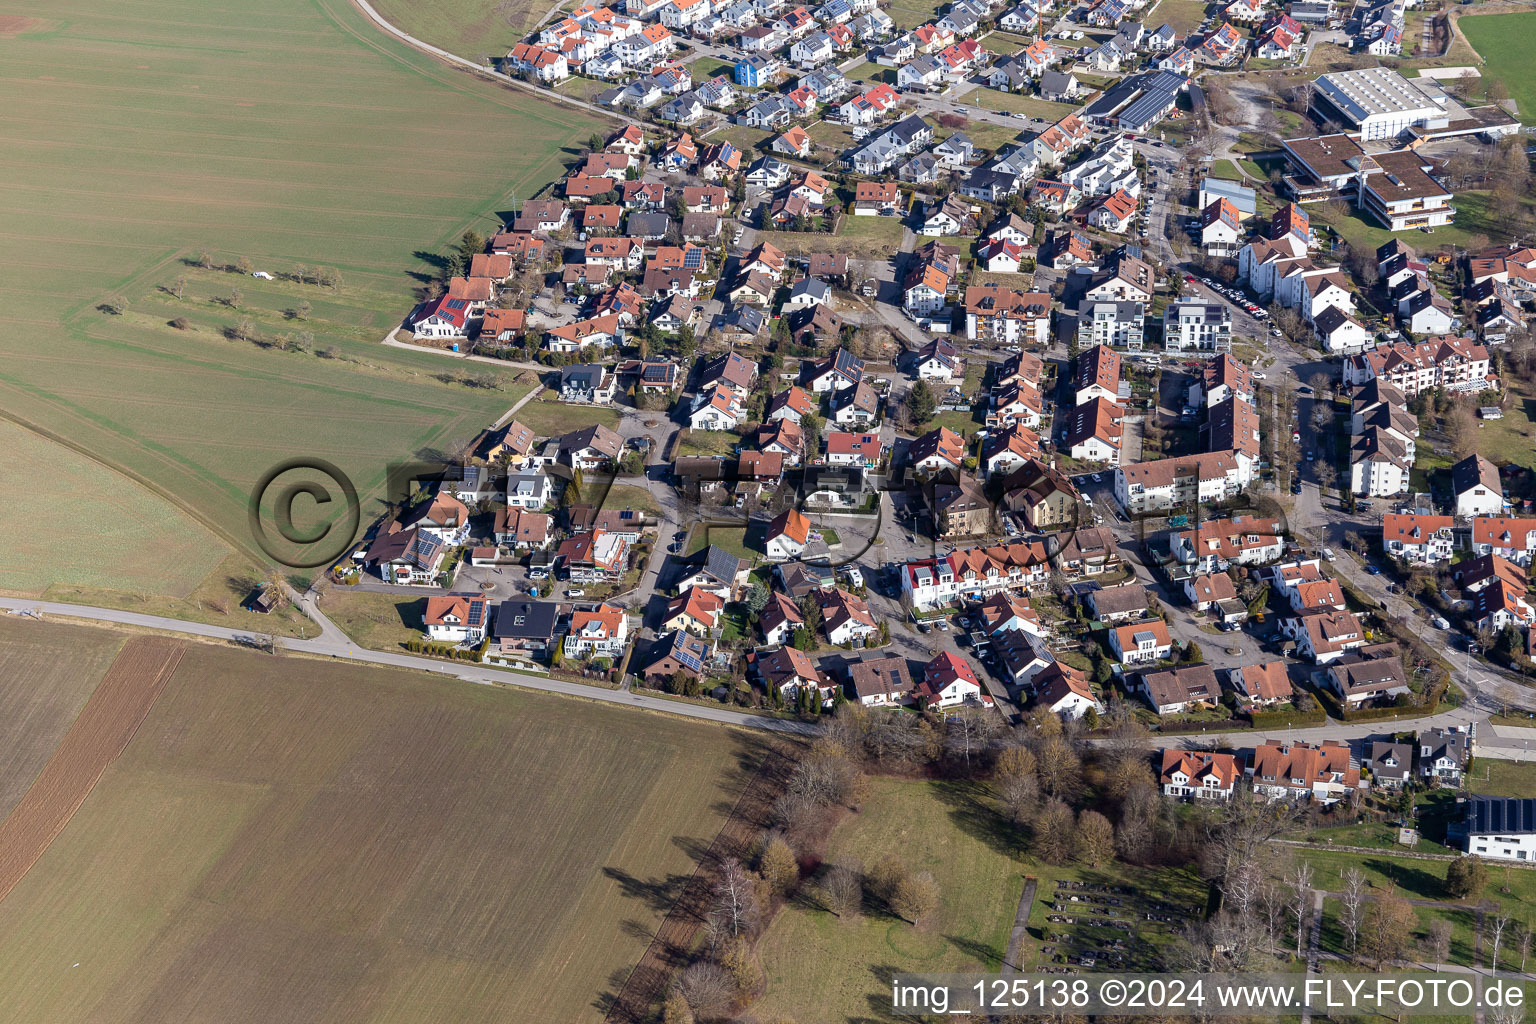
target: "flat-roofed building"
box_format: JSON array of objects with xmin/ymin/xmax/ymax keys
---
[{"xmin": 1311, "ymin": 67, "xmax": 1449, "ymax": 141}]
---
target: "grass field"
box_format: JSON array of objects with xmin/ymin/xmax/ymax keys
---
[
  {"xmin": 318, "ymin": 589, "xmax": 429, "ymax": 650},
  {"xmin": 603, "ymin": 483, "xmax": 662, "ymax": 515},
  {"xmin": 0, "ymin": 0, "xmax": 612, "ymax": 591},
  {"xmin": 1316, "ymin": 191, "xmax": 1527, "ymax": 255},
  {"xmin": 369, "ymin": 0, "xmax": 549, "ymax": 58},
  {"xmin": 753, "ymin": 779, "xmax": 1027, "ymax": 1022},
  {"xmin": 0, "ymin": 618, "xmax": 124, "ymax": 821},
  {"xmin": 1468, "ymin": 757, "xmax": 1536, "ymax": 798},
  {"xmin": 1460, "ymin": 12, "xmax": 1536, "ymax": 125},
  {"xmin": 975, "ymin": 90, "xmax": 1081, "ymax": 122},
  {"xmin": 514, "ymin": 395, "xmax": 624, "ymax": 438},
  {"xmin": 0, "ymin": 624, "xmax": 767, "ymax": 1023},
  {"xmin": 838, "ymin": 214, "xmax": 908, "ymax": 246},
  {"xmin": 679, "ymin": 429, "xmax": 743, "ymax": 458}
]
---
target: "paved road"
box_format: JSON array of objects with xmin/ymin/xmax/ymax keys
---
[{"xmin": 0, "ymin": 597, "xmax": 818, "ymax": 736}]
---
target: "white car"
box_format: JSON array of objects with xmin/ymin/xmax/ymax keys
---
[
  {"xmin": 1251, "ymin": 371, "xmax": 1266, "ymax": 379},
  {"xmin": 567, "ymin": 588, "xmax": 585, "ymax": 598}
]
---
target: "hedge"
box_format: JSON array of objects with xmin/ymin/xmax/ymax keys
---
[
  {"xmin": 1247, "ymin": 705, "xmax": 1328, "ymax": 729},
  {"xmin": 404, "ymin": 637, "xmax": 490, "ymax": 662}
]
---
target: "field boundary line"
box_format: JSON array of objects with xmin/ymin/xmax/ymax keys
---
[
  {"xmin": 0, "ymin": 637, "xmax": 185, "ymax": 903},
  {"xmin": 603, "ymin": 745, "xmax": 795, "ymax": 1024}
]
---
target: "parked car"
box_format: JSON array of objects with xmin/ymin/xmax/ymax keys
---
[
  {"xmin": 1364, "ymin": 565, "xmax": 1382, "ymax": 576},
  {"xmin": 1252, "ymin": 371, "xmax": 1266, "ymax": 379}
]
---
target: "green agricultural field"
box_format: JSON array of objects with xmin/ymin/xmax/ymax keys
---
[
  {"xmin": 0, "ymin": 623, "xmax": 767, "ymax": 1024},
  {"xmin": 1460, "ymin": 12, "xmax": 1536, "ymax": 125},
  {"xmin": 0, "ymin": 0, "xmax": 611, "ymax": 593}
]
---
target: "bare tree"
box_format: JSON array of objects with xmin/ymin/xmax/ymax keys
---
[
  {"xmin": 944, "ymin": 706, "xmax": 998, "ymax": 769},
  {"xmin": 675, "ymin": 962, "xmax": 735, "ymax": 1022},
  {"xmin": 1340, "ymin": 867, "xmax": 1367, "ymax": 958},
  {"xmin": 758, "ymin": 834, "xmax": 798, "ymax": 897},
  {"xmin": 708, "ymin": 857, "xmax": 762, "ymax": 942},
  {"xmin": 1034, "ymin": 798, "xmax": 1075, "ymax": 864},
  {"xmin": 235, "ymin": 256, "xmax": 254, "ymax": 275},
  {"xmin": 819, "ymin": 862, "xmax": 863, "ymax": 919},
  {"xmin": 1491, "ymin": 914, "xmax": 1510, "ymax": 973},
  {"xmin": 1033, "ymin": 735, "xmax": 1082, "ymax": 800},
  {"xmin": 1361, "ymin": 887, "xmax": 1415, "ymax": 968},
  {"xmin": 1075, "ymin": 810, "xmax": 1116, "ymax": 867},
  {"xmin": 1423, "ymin": 918, "xmax": 1453, "ymax": 969},
  {"xmin": 891, "ymin": 871, "xmax": 940, "ymax": 924},
  {"xmin": 171, "ymin": 276, "xmax": 188, "ymax": 300},
  {"xmin": 1291, "ymin": 862, "xmax": 1315, "ymax": 959}
]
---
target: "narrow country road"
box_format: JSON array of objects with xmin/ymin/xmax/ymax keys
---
[{"xmin": 0, "ymin": 597, "xmax": 819, "ymax": 737}]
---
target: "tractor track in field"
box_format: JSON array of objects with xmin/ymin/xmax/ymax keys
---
[{"xmin": 0, "ymin": 636, "xmax": 184, "ymax": 902}]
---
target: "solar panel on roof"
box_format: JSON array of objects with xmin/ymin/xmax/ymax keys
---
[{"xmin": 467, "ymin": 601, "xmax": 484, "ymax": 627}]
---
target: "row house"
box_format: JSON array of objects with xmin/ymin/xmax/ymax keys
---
[
  {"xmin": 900, "ymin": 541, "xmax": 1052, "ymax": 611},
  {"xmin": 1248, "ymin": 740, "xmax": 1361, "ymax": 804},
  {"xmin": 1172, "ymin": 515, "xmax": 1283, "ymax": 573},
  {"xmin": 963, "ymin": 284, "xmax": 1051, "ymax": 345},
  {"xmin": 1382, "ymin": 512, "xmax": 1454, "ymax": 564},
  {"xmin": 1113, "ymin": 451, "xmax": 1244, "ymax": 515},
  {"xmin": 1471, "ymin": 516, "xmax": 1536, "ymax": 568},
  {"xmin": 1161, "ymin": 750, "xmax": 1242, "ymax": 801},
  {"xmin": 1341, "ymin": 336, "xmax": 1494, "ymax": 397}
]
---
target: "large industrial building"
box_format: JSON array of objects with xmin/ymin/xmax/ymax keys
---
[{"xmin": 1310, "ymin": 67, "xmax": 1449, "ymax": 141}]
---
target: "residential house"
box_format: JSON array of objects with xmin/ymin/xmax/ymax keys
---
[
  {"xmin": 1134, "ymin": 664, "xmax": 1219, "ymax": 715},
  {"xmin": 664, "ymin": 586, "xmax": 726, "ymax": 636},
  {"xmin": 1229, "ymin": 660, "xmax": 1293, "ymax": 706},
  {"xmin": 1161, "ymin": 750, "xmax": 1242, "ymax": 800},
  {"xmin": 491, "ymin": 600, "xmax": 565, "ymax": 662},
  {"xmin": 1247, "ymin": 740, "xmax": 1361, "ymax": 804},
  {"xmin": 424, "ymin": 594, "xmax": 489, "ymax": 644},
  {"xmin": 848, "ymin": 654, "xmax": 914, "ymax": 706},
  {"xmin": 563, "ymin": 604, "xmax": 630, "ymax": 660},
  {"xmin": 1324, "ymin": 643, "xmax": 1410, "ymax": 707},
  {"xmin": 1108, "ymin": 617, "xmax": 1173, "ymax": 665}
]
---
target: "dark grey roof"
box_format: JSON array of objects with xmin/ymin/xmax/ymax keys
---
[
  {"xmin": 848, "ymin": 654, "xmax": 914, "ymax": 698},
  {"xmin": 697, "ymin": 544, "xmax": 745, "ymax": 585},
  {"xmin": 560, "ymin": 363, "xmax": 607, "ymax": 389},
  {"xmin": 1465, "ymin": 797, "xmax": 1536, "ymax": 837},
  {"xmin": 627, "ymin": 211, "xmax": 671, "ymax": 237},
  {"xmin": 493, "ymin": 600, "xmax": 562, "ymax": 641}
]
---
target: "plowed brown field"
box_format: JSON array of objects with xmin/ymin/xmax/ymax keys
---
[{"xmin": 0, "ymin": 637, "xmax": 183, "ymax": 901}]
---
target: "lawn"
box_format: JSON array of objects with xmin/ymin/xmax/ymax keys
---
[
  {"xmin": 983, "ymin": 31, "xmax": 1036, "ymax": 56},
  {"xmin": 1209, "ymin": 158, "xmax": 1245, "ymax": 181},
  {"xmin": 0, "ymin": 617, "xmax": 125, "ymax": 821},
  {"xmin": 886, "ymin": 0, "xmax": 945, "ymax": 29},
  {"xmin": 838, "ymin": 214, "xmax": 908, "ymax": 246},
  {"xmin": 753, "ymin": 779, "xmax": 1028, "ymax": 1023},
  {"xmin": 1316, "ymin": 191, "xmax": 1528, "ymax": 255},
  {"xmin": 1149, "ymin": 0, "xmax": 1211, "ymax": 34},
  {"xmin": 0, "ymin": 623, "xmax": 768, "ymax": 1024},
  {"xmin": 600, "ymin": 483, "xmax": 662, "ymax": 516},
  {"xmin": 974, "ymin": 90, "xmax": 1081, "ymax": 122},
  {"xmin": 37, "ymin": 553, "xmax": 315, "ymax": 639},
  {"xmin": 1461, "ymin": 13, "xmax": 1536, "ymax": 125},
  {"xmin": 679, "ymin": 429, "xmax": 742, "ymax": 458},
  {"xmin": 1468, "ymin": 758, "xmax": 1536, "ymax": 798},
  {"xmin": 514, "ymin": 396, "xmax": 624, "ymax": 438},
  {"xmin": 1297, "ymin": 847, "xmax": 1536, "ymax": 931},
  {"xmin": 686, "ymin": 524, "xmax": 758, "ymax": 562},
  {"xmin": 318, "ymin": 589, "xmax": 430, "ymax": 650},
  {"xmin": 0, "ymin": 0, "xmax": 611, "ymax": 592}
]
